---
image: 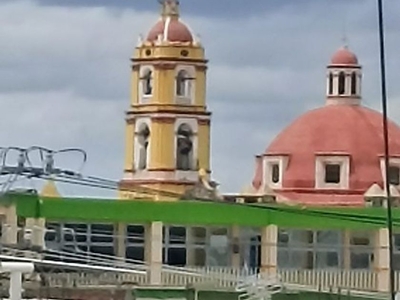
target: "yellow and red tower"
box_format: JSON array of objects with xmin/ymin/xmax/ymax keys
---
[{"xmin": 119, "ymin": 1, "xmax": 211, "ymax": 200}]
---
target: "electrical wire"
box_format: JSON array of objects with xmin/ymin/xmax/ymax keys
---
[{"xmin": 0, "ymin": 145, "xmax": 398, "ymax": 231}]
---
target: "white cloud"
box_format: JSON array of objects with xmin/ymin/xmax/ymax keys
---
[{"xmin": 1, "ymin": 0, "xmax": 400, "ymax": 196}]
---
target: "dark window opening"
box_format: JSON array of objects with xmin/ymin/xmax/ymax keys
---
[
  {"xmin": 176, "ymin": 70, "xmax": 188, "ymax": 96},
  {"xmin": 338, "ymin": 72, "xmax": 346, "ymax": 95},
  {"xmin": 167, "ymin": 248, "xmax": 187, "ymax": 266},
  {"xmin": 126, "ymin": 246, "xmax": 144, "ymax": 261},
  {"xmin": 126, "ymin": 225, "xmax": 145, "ymax": 243},
  {"xmin": 328, "ymin": 73, "xmax": 334, "ymax": 95},
  {"xmin": 169, "ymin": 226, "xmax": 186, "ymax": 245},
  {"xmin": 142, "ymin": 70, "xmax": 153, "ymax": 95},
  {"xmin": 90, "ymin": 224, "xmax": 114, "ymax": 243},
  {"xmin": 325, "ymin": 164, "xmax": 341, "ymax": 184},
  {"xmin": 389, "ymin": 166, "xmax": 400, "ymax": 185},
  {"xmin": 351, "ymin": 72, "xmax": 357, "ymax": 95},
  {"xmin": 271, "ymin": 164, "xmax": 280, "ymax": 183},
  {"xmin": 89, "ymin": 246, "xmax": 114, "ymax": 257}
]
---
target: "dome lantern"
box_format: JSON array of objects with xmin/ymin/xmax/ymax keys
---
[{"xmin": 326, "ymin": 46, "xmax": 362, "ymax": 106}]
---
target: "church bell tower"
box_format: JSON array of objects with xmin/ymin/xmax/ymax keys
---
[{"xmin": 119, "ymin": 1, "xmax": 211, "ymax": 200}]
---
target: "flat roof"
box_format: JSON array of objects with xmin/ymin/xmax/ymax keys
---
[{"xmin": 3, "ymin": 193, "xmax": 400, "ymax": 229}]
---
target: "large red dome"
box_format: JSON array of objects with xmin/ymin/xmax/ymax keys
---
[{"xmin": 252, "ymin": 105, "xmax": 400, "ymax": 205}]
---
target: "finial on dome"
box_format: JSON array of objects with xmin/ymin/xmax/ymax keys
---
[{"xmin": 159, "ymin": 0, "xmax": 180, "ymax": 18}]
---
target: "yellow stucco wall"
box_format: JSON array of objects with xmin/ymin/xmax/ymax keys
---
[{"xmin": 198, "ymin": 122, "xmax": 211, "ymax": 171}]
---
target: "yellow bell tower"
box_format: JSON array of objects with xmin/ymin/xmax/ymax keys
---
[{"xmin": 119, "ymin": 0, "xmax": 211, "ymax": 200}]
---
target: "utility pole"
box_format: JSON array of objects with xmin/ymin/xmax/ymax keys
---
[{"xmin": 376, "ymin": 1, "xmax": 395, "ymax": 299}]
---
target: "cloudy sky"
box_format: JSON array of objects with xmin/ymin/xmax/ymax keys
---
[{"xmin": 1, "ymin": 0, "xmax": 400, "ymax": 197}]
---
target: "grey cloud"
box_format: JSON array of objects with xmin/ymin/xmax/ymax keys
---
[{"xmin": 1, "ymin": 0, "xmax": 400, "ymax": 194}]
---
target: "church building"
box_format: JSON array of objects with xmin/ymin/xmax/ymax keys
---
[{"xmin": 115, "ymin": 0, "xmax": 400, "ymax": 272}]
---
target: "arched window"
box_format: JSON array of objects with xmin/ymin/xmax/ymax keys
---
[
  {"xmin": 338, "ymin": 72, "xmax": 346, "ymax": 95},
  {"xmin": 176, "ymin": 70, "xmax": 190, "ymax": 97},
  {"xmin": 137, "ymin": 124, "xmax": 150, "ymax": 170},
  {"xmin": 141, "ymin": 69, "xmax": 153, "ymax": 96},
  {"xmin": 328, "ymin": 73, "xmax": 334, "ymax": 95},
  {"xmin": 351, "ymin": 72, "xmax": 357, "ymax": 95},
  {"xmin": 176, "ymin": 124, "xmax": 193, "ymax": 171}
]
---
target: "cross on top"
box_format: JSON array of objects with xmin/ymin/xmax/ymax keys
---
[{"xmin": 160, "ymin": 0, "xmax": 180, "ymax": 17}]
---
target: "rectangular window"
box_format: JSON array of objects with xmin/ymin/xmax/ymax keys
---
[
  {"xmin": 126, "ymin": 225, "xmax": 145, "ymax": 244},
  {"xmin": 166, "ymin": 248, "xmax": 187, "ymax": 266},
  {"xmin": 90, "ymin": 223, "xmax": 114, "ymax": 243},
  {"xmin": 191, "ymin": 227, "xmax": 206, "ymax": 245},
  {"xmin": 350, "ymin": 231, "xmax": 371, "ymax": 269},
  {"xmin": 126, "ymin": 246, "xmax": 145, "ymax": 261},
  {"xmin": 388, "ymin": 166, "xmax": 400, "ymax": 185},
  {"xmin": 192, "ymin": 248, "xmax": 206, "ymax": 266},
  {"xmin": 271, "ymin": 164, "xmax": 280, "ymax": 183},
  {"xmin": 169, "ymin": 226, "xmax": 186, "ymax": 245},
  {"xmin": 325, "ymin": 164, "xmax": 341, "ymax": 183}
]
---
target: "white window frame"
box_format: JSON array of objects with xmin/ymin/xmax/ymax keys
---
[
  {"xmin": 139, "ymin": 65, "xmax": 154, "ymax": 104},
  {"xmin": 380, "ymin": 157, "xmax": 400, "ymax": 188},
  {"xmin": 263, "ymin": 155, "xmax": 288, "ymax": 189},
  {"xmin": 315, "ymin": 155, "xmax": 350, "ymax": 189},
  {"xmin": 175, "ymin": 65, "xmax": 195, "ymax": 105}
]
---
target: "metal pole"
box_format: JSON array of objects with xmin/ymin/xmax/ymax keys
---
[{"xmin": 377, "ymin": 0, "xmax": 395, "ymax": 299}]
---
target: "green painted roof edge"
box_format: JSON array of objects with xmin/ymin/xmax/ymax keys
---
[{"xmin": 6, "ymin": 193, "xmax": 400, "ymax": 229}]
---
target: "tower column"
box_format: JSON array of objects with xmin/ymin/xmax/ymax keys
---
[
  {"xmin": 145, "ymin": 222, "xmax": 163, "ymax": 285},
  {"xmin": 374, "ymin": 228, "xmax": 390, "ymax": 292},
  {"xmin": 260, "ymin": 225, "xmax": 278, "ymax": 279},
  {"xmin": 198, "ymin": 119, "xmax": 211, "ymax": 172},
  {"xmin": 124, "ymin": 121, "xmax": 135, "ymax": 172},
  {"xmin": 149, "ymin": 117, "xmax": 175, "ymax": 170}
]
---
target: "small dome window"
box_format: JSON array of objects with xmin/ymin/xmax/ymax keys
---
[
  {"xmin": 271, "ymin": 164, "xmax": 280, "ymax": 184},
  {"xmin": 338, "ymin": 72, "xmax": 346, "ymax": 95},
  {"xmin": 324, "ymin": 164, "xmax": 341, "ymax": 184},
  {"xmin": 388, "ymin": 166, "xmax": 400, "ymax": 185},
  {"xmin": 351, "ymin": 72, "xmax": 357, "ymax": 95}
]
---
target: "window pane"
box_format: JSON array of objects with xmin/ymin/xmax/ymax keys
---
[
  {"xmin": 167, "ymin": 248, "xmax": 187, "ymax": 266},
  {"xmin": 126, "ymin": 246, "xmax": 144, "ymax": 261},
  {"xmin": 277, "ymin": 250, "xmax": 290, "ymax": 268},
  {"xmin": 89, "ymin": 246, "xmax": 114, "ymax": 257},
  {"xmin": 316, "ymin": 230, "xmax": 340, "ymax": 246},
  {"xmin": 328, "ymin": 73, "xmax": 334, "ymax": 95},
  {"xmin": 90, "ymin": 223, "xmax": 114, "ymax": 243},
  {"xmin": 271, "ymin": 164, "xmax": 280, "ymax": 183},
  {"xmin": 325, "ymin": 164, "xmax": 341, "ymax": 183},
  {"xmin": 126, "ymin": 225, "xmax": 145, "ymax": 244},
  {"xmin": 191, "ymin": 227, "xmax": 206, "ymax": 245},
  {"xmin": 389, "ymin": 166, "xmax": 400, "ymax": 185},
  {"xmin": 338, "ymin": 72, "xmax": 345, "ymax": 95},
  {"xmin": 393, "ymin": 254, "xmax": 400, "ymax": 270},
  {"xmin": 169, "ymin": 226, "xmax": 186, "ymax": 244},
  {"xmin": 350, "ymin": 253, "xmax": 370, "ymax": 269},
  {"xmin": 278, "ymin": 230, "xmax": 289, "ymax": 246},
  {"xmin": 351, "ymin": 72, "xmax": 357, "ymax": 95},
  {"xmin": 350, "ymin": 231, "xmax": 370, "ymax": 246},
  {"xmin": 193, "ymin": 248, "xmax": 206, "ymax": 266},
  {"xmin": 316, "ymin": 251, "xmax": 339, "ymax": 268},
  {"xmin": 291, "ymin": 250, "xmax": 313, "ymax": 269}
]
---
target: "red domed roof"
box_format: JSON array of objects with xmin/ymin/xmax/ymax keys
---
[
  {"xmin": 253, "ymin": 105, "xmax": 400, "ymax": 196},
  {"xmin": 330, "ymin": 47, "xmax": 358, "ymax": 65},
  {"xmin": 147, "ymin": 19, "xmax": 193, "ymax": 43}
]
